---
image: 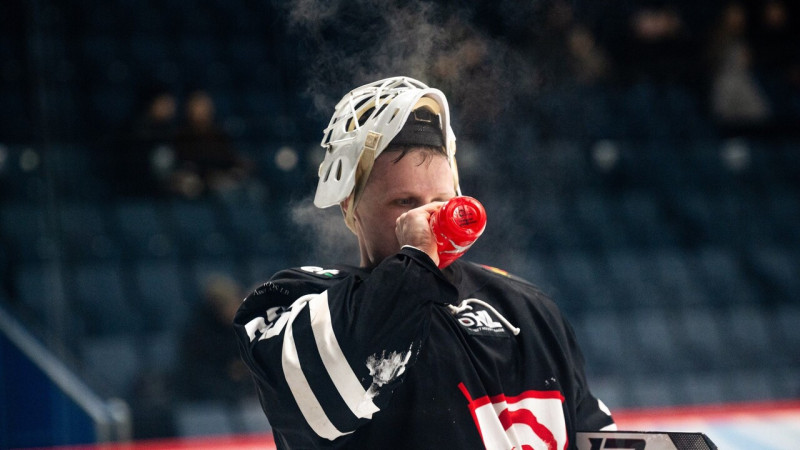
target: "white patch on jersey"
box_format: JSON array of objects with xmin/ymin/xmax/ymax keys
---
[
  {"xmin": 365, "ymin": 344, "xmax": 414, "ymax": 399},
  {"xmin": 460, "ymin": 383, "xmax": 568, "ymax": 450}
]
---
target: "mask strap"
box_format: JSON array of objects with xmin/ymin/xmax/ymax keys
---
[{"xmin": 343, "ymin": 132, "xmax": 381, "ymax": 234}]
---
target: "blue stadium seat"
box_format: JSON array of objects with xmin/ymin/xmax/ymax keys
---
[
  {"xmin": 90, "ymin": 87, "xmax": 136, "ymax": 128},
  {"xmin": 773, "ymin": 304, "xmax": 800, "ymax": 366},
  {"xmin": 219, "ymin": 198, "xmax": 281, "ymax": 257},
  {"xmin": 676, "ymin": 307, "xmax": 731, "ymax": 371},
  {"xmin": 240, "ymin": 89, "xmax": 281, "ymax": 119},
  {"xmin": 178, "ymin": 39, "xmax": 229, "ymax": 87},
  {"xmin": 165, "ymin": 200, "xmax": 234, "ymax": 257},
  {"xmin": 617, "ymin": 191, "xmax": 676, "ymax": 247},
  {"xmin": 770, "ymin": 366, "xmax": 800, "ymax": 399},
  {"xmin": 128, "ymin": 35, "xmax": 173, "ymax": 71},
  {"xmin": 207, "ymin": 87, "xmax": 236, "ymax": 120},
  {"xmin": 174, "ymin": 401, "xmax": 233, "ymax": 437},
  {"xmin": 680, "ymin": 371, "xmax": 728, "ymax": 406},
  {"xmin": 225, "ymin": 37, "xmax": 270, "ymax": 70},
  {"xmin": 727, "ymin": 369, "xmax": 779, "ymax": 403},
  {"xmin": 574, "ymin": 192, "xmax": 627, "ymax": 250},
  {"xmin": 12, "ymin": 263, "xmax": 84, "ymax": 340},
  {"xmin": 553, "ymin": 251, "xmax": 616, "ymax": 310},
  {"xmin": 79, "ymin": 333, "xmax": 142, "ymax": 398},
  {"xmin": 628, "ymin": 374, "xmax": 683, "ymax": 407},
  {"xmin": 133, "ymin": 259, "xmax": 190, "ymax": 332},
  {"xmin": 652, "ymin": 249, "xmax": 711, "ymax": 307},
  {"xmin": 80, "ymin": 35, "xmax": 123, "ymax": 75},
  {"xmin": 113, "ymin": 201, "xmax": 177, "ymax": 259},
  {"xmin": 0, "ymin": 202, "xmax": 59, "ymax": 262},
  {"xmin": 767, "ymin": 193, "xmax": 800, "ymax": 246},
  {"xmin": 70, "ymin": 262, "xmax": 143, "ymax": 335},
  {"xmin": 14, "ymin": 263, "xmax": 60, "ymax": 316},
  {"xmin": 622, "ymin": 83, "xmax": 667, "ymax": 138},
  {"xmin": 0, "ymin": 145, "xmax": 47, "ymax": 202},
  {"xmin": 724, "ymin": 306, "xmax": 774, "ymax": 367},
  {"xmin": 575, "ymin": 311, "xmax": 635, "ymax": 376},
  {"xmin": 693, "ymin": 247, "xmax": 759, "ymax": 305},
  {"xmin": 139, "ymin": 330, "xmax": 180, "ymax": 374},
  {"xmin": 630, "ymin": 308, "xmax": 684, "ymax": 374},
  {"xmin": 528, "ymin": 199, "xmax": 583, "ymax": 250},
  {"xmin": 57, "ymin": 202, "xmax": 120, "ymax": 261},
  {"xmin": 775, "ymin": 142, "xmax": 800, "ymax": 186},
  {"xmin": 185, "ymin": 257, "xmax": 241, "ymax": 305},
  {"xmin": 46, "ymin": 145, "xmax": 110, "ymax": 201},
  {"xmin": 606, "ymin": 250, "xmax": 666, "ymax": 308},
  {"xmin": 125, "ymin": 6, "xmax": 170, "ymax": 34},
  {"xmin": 676, "ymin": 192, "xmax": 718, "ymax": 244},
  {"xmin": 0, "ymin": 90, "xmax": 34, "ymax": 140}
]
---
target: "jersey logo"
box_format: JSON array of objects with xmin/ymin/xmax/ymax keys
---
[
  {"xmin": 452, "ymin": 298, "xmax": 508, "ymax": 336},
  {"xmin": 300, "ymin": 266, "xmax": 340, "ymax": 278},
  {"xmin": 459, "ymin": 383, "xmax": 568, "ymax": 450}
]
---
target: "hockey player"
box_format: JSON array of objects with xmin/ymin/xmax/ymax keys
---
[{"xmin": 234, "ymin": 76, "xmax": 616, "ymax": 449}]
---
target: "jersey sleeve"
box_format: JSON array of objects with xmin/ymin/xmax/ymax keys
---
[{"xmin": 233, "ymin": 247, "xmax": 459, "ymax": 446}]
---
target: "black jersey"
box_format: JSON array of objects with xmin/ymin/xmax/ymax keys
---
[{"xmin": 234, "ymin": 247, "xmax": 615, "ymax": 449}]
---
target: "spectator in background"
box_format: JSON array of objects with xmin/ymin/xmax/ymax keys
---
[
  {"xmin": 175, "ymin": 274, "xmax": 253, "ymax": 403},
  {"xmin": 538, "ymin": 0, "xmax": 611, "ymax": 87},
  {"xmin": 566, "ymin": 24, "xmax": 611, "ymax": 86},
  {"xmin": 118, "ymin": 86, "xmax": 178, "ymax": 197},
  {"xmin": 707, "ymin": 2, "xmax": 772, "ymax": 134},
  {"xmin": 607, "ymin": 2, "xmax": 699, "ymax": 85},
  {"xmin": 170, "ymin": 90, "xmax": 253, "ymax": 198},
  {"xmin": 750, "ymin": 0, "xmax": 797, "ymax": 78},
  {"xmin": 748, "ymin": 0, "xmax": 800, "ymax": 132}
]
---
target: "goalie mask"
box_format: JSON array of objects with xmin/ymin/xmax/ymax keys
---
[{"xmin": 314, "ymin": 76, "xmax": 460, "ymax": 229}]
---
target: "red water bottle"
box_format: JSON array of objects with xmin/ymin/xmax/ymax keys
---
[{"xmin": 429, "ymin": 196, "xmax": 487, "ymax": 268}]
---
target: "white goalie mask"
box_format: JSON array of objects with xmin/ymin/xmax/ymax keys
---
[{"xmin": 314, "ymin": 76, "xmax": 460, "ymax": 217}]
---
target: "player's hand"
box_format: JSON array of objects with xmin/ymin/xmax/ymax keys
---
[{"xmin": 395, "ymin": 202, "xmax": 444, "ymax": 266}]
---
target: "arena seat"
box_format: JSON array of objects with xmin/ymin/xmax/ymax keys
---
[
  {"xmin": 79, "ymin": 333, "xmax": 142, "ymax": 399},
  {"xmin": 71, "ymin": 262, "xmax": 144, "ymax": 335},
  {"xmin": 0, "ymin": 202, "xmax": 57, "ymax": 262},
  {"xmin": 630, "ymin": 307, "xmax": 684, "ymax": 374},
  {"xmin": 675, "ymin": 307, "xmax": 732, "ymax": 371},
  {"xmin": 132, "ymin": 259, "xmax": 190, "ymax": 332},
  {"xmin": 174, "ymin": 402, "xmax": 234, "ymax": 437},
  {"xmin": 57, "ymin": 202, "xmax": 120, "ymax": 261},
  {"xmin": 164, "ymin": 200, "xmax": 234, "ymax": 257},
  {"xmin": 113, "ymin": 201, "xmax": 177, "ymax": 259},
  {"xmin": 218, "ymin": 197, "xmax": 282, "ymax": 258}
]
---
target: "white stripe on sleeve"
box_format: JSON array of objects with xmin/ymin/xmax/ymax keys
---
[
  {"xmin": 282, "ymin": 294, "xmax": 351, "ymax": 441},
  {"xmin": 309, "ymin": 291, "xmax": 380, "ymax": 419}
]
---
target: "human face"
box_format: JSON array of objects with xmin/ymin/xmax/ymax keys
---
[{"xmin": 350, "ymin": 148, "xmax": 456, "ymax": 268}]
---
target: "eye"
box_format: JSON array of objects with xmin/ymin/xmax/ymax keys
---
[{"xmin": 394, "ymin": 198, "xmax": 415, "ymax": 207}]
